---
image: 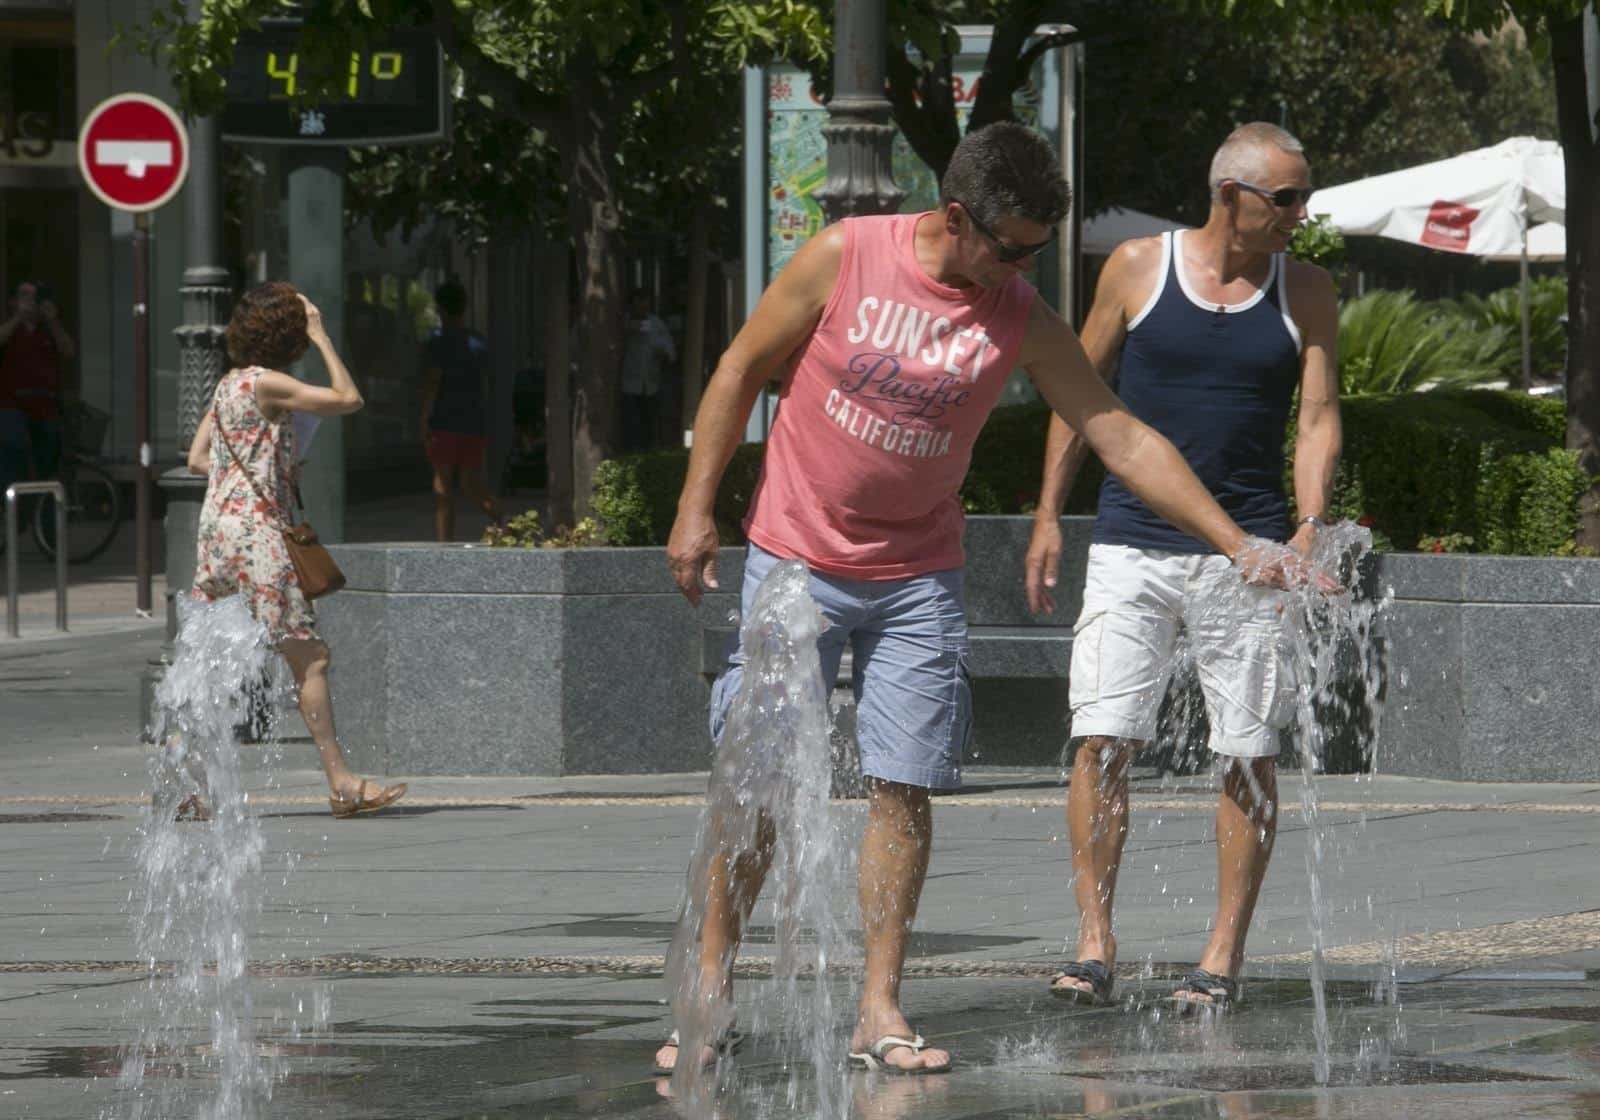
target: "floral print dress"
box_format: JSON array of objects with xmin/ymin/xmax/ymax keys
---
[{"xmin": 193, "ymin": 367, "xmax": 316, "ymax": 642}]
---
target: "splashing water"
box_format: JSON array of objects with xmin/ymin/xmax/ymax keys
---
[
  {"xmin": 666, "ymin": 560, "xmax": 853, "ymax": 1117},
  {"xmin": 113, "ymin": 596, "xmax": 292, "ymax": 1120},
  {"xmin": 1236, "ymin": 522, "xmax": 1389, "ymax": 1084}
]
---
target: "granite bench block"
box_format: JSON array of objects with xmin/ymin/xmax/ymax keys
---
[
  {"xmin": 1375, "ymin": 554, "xmax": 1600, "ymax": 782},
  {"xmin": 320, "ymin": 543, "xmax": 743, "ymax": 776},
  {"xmin": 314, "ymin": 532, "xmax": 1600, "ymax": 781}
]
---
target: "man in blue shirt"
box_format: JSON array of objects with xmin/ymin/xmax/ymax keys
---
[{"xmin": 421, "ymin": 280, "xmax": 501, "ymax": 541}]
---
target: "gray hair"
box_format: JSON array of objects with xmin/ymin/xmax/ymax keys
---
[
  {"xmin": 1208, "ymin": 122, "xmax": 1306, "ymax": 200},
  {"xmin": 941, "ymin": 121, "xmax": 1071, "ymax": 229}
]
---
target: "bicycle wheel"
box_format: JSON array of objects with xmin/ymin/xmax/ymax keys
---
[{"xmin": 33, "ymin": 461, "xmax": 122, "ymax": 563}]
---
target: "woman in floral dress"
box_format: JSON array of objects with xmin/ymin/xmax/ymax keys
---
[{"xmin": 188, "ymin": 281, "xmax": 405, "ymax": 819}]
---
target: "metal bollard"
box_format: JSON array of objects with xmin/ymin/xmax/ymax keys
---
[{"xmin": 5, "ymin": 481, "xmax": 68, "ymax": 638}]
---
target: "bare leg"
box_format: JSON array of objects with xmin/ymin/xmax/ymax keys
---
[
  {"xmin": 1054, "ymin": 736, "xmax": 1136, "ymax": 994},
  {"xmin": 278, "ymin": 637, "xmax": 396, "ymax": 803},
  {"xmin": 431, "ymin": 465, "xmax": 457, "ymax": 542},
  {"xmin": 656, "ymin": 815, "xmax": 776, "ymax": 1072},
  {"xmin": 459, "ymin": 464, "xmax": 502, "ymax": 528},
  {"xmin": 848, "ymin": 779, "xmax": 949, "ymax": 1072},
  {"xmin": 1180, "ymin": 756, "xmax": 1277, "ymax": 1002}
]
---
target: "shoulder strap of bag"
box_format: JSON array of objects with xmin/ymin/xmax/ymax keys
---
[{"xmin": 212, "ymin": 400, "xmax": 293, "ymax": 530}]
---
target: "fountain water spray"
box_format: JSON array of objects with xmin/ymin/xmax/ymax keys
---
[
  {"xmin": 666, "ymin": 560, "xmax": 854, "ymax": 1117},
  {"xmin": 114, "ymin": 596, "xmax": 292, "ymax": 1119},
  {"xmin": 1235, "ymin": 523, "xmax": 1389, "ymax": 1083}
]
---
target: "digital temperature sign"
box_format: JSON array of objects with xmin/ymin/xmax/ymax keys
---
[{"xmin": 220, "ymin": 23, "xmax": 449, "ymax": 146}]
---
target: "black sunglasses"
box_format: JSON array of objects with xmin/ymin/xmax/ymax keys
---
[
  {"xmin": 1230, "ymin": 180, "xmax": 1315, "ymax": 209},
  {"xmin": 957, "ymin": 202, "xmax": 1056, "ymax": 262}
]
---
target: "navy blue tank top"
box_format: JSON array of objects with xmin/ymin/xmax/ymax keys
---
[{"xmin": 1094, "ymin": 230, "xmax": 1302, "ymax": 553}]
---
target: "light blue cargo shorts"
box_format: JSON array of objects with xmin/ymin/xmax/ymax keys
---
[{"xmin": 709, "ymin": 544, "xmax": 972, "ymax": 790}]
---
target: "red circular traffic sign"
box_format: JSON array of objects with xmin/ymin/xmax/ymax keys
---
[{"xmin": 77, "ymin": 93, "xmax": 190, "ymax": 213}]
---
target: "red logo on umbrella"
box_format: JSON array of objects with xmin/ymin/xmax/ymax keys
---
[{"xmin": 1420, "ymin": 201, "xmax": 1480, "ymax": 251}]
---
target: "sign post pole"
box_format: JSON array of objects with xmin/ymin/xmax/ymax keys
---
[
  {"xmin": 133, "ymin": 211, "xmax": 152, "ymax": 613},
  {"xmin": 77, "ymin": 92, "xmax": 188, "ymax": 616}
]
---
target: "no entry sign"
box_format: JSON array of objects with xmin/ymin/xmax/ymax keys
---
[{"xmin": 77, "ymin": 93, "xmax": 190, "ymax": 213}]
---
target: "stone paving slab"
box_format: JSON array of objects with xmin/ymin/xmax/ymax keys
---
[{"xmin": 8, "ymin": 618, "xmax": 1600, "ymax": 1116}]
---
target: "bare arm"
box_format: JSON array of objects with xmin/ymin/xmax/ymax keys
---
[
  {"xmin": 1024, "ymin": 240, "xmax": 1149, "ymax": 613},
  {"xmin": 0, "ymin": 314, "xmax": 20, "ymax": 348},
  {"xmin": 666, "ymin": 224, "xmax": 845, "ymax": 605},
  {"xmin": 1286, "ymin": 263, "xmax": 1342, "ymax": 557},
  {"xmin": 187, "ymin": 409, "xmax": 214, "ymax": 475},
  {"xmin": 255, "ymin": 297, "xmax": 363, "ymax": 419},
  {"xmin": 1020, "ymin": 299, "xmax": 1250, "ymax": 565}
]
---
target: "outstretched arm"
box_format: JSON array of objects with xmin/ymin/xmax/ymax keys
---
[
  {"xmin": 1024, "ymin": 240, "xmax": 1149, "ymax": 613},
  {"xmin": 667, "ymin": 224, "xmax": 845, "ymax": 605}
]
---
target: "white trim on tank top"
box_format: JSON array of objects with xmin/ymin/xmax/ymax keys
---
[
  {"xmin": 1171, "ymin": 229, "xmax": 1275, "ymax": 315},
  {"xmin": 1125, "ymin": 231, "xmax": 1173, "ymax": 332},
  {"xmin": 1276, "ymin": 255, "xmax": 1304, "ymax": 354}
]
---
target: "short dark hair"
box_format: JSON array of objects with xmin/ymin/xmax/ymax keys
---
[
  {"xmin": 225, "ymin": 281, "xmax": 309, "ymax": 370},
  {"xmin": 434, "ymin": 279, "xmax": 467, "ymax": 317},
  {"xmin": 940, "ymin": 122, "xmax": 1071, "ymax": 229}
]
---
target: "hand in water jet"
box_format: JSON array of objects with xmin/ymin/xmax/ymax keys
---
[{"xmin": 1231, "ymin": 537, "xmax": 1342, "ymax": 594}]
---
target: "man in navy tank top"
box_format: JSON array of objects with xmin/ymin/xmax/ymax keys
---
[{"xmin": 1025, "ymin": 123, "xmax": 1342, "ymax": 1013}]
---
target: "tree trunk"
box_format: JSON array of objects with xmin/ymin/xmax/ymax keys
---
[
  {"xmin": 1551, "ymin": 15, "xmax": 1600, "ymax": 546},
  {"xmin": 564, "ymin": 52, "xmax": 625, "ymax": 519},
  {"xmin": 543, "ymin": 239, "xmax": 574, "ymax": 528},
  {"xmin": 681, "ymin": 206, "xmax": 710, "ymax": 441}
]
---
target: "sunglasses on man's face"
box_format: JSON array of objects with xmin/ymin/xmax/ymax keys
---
[
  {"xmin": 1230, "ymin": 180, "xmax": 1315, "ymax": 209},
  {"xmin": 958, "ymin": 203, "xmax": 1056, "ymax": 263}
]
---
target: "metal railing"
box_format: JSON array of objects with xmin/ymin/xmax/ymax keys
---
[{"xmin": 5, "ymin": 482, "xmax": 67, "ymax": 638}]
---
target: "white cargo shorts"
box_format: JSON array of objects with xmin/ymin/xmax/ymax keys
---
[{"xmin": 1068, "ymin": 543, "xmax": 1296, "ymax": 758}]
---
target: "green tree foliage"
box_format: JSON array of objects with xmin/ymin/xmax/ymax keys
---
[{"xmin": 1080, "ymin": 3, "xmax": 1558, "ymax": 223}]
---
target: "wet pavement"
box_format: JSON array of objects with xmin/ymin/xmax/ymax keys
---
[
  {"xmin": 5, "ymin": 628, "xmax": 1600, "ymax": 1117},
  {"xmin": 8, "ymin": 970, "xmax": 1600, "ymax": 1117}
]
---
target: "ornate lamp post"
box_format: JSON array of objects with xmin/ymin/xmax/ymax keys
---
[
  {"xmin": 143, "ymin": 0, "xmax": 232, "ymax": 725},
  {"xmin": 811, "ymin": 0, "xmax": 904, "ymax": 222}
]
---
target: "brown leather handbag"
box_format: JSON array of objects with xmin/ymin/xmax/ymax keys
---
[{"xmin": 212, "ymin": 406, "xmax": 346, "ymax": 599}]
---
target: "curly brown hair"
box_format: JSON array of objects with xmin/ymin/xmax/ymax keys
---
[{"xmin": 225, "ymin": 281, "xmax": 309, "ymax": 369}]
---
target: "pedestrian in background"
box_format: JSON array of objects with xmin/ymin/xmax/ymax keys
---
[
  {"xmin": 620, "ymin": 288, "xmax": 676, "ymax": 451},
  {"xmin": 421, "ymin": 279, "xmax": 501, "ymax": 541},
  {"xmin": 0, "ymin": 279, "xmax": 76, "ymax": 497},
  {"xmin": 187, "ymin": 281, "xmax": 407, "ymax": 820}
]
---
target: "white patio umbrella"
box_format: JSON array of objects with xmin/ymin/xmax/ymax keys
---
[
  {"xmin": 1310, "ymin": 137, "xmax": 1566, "ymax": 385},
  {"xmin": 1484, "ymin": 221, "xmax": 1565, "ymax": 263},
  {"xmin": 1083, "ymin": 206, "xmax": 1185, "ymax": 256}
]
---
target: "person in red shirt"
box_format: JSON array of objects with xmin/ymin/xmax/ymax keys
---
[{"xmin": 0, "ymin": 280, "xmax": 77, "ymax": 494}]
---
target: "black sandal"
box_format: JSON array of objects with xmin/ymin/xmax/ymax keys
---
[
  {"xmin": 1170, "ymin": 968, "xmax": 1239, "ymax": 1014},
  {"xmin": 1049, "ymin": 959, "xmax": 1115, "ymax": 1005}
]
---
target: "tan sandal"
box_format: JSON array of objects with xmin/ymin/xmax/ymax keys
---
[{"xmin": 329, "ymin": 779, "xmax": 408, "ymax": 819}]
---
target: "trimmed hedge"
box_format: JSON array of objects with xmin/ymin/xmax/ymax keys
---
[
  {"xmin": 592, "ymin": 389, "xmax": 1585, "ymax": 555},
  {"xmin": 1318, "ymin": 390, "xmax": 1580, "ymax": 554}
]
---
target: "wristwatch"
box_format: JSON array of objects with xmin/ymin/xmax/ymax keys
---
[{"xmin": 1298, "ymin": 515, "xmax": 1326, "ymax": 529}]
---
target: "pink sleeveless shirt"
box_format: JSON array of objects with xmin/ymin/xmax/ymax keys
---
[{"xmin": 744, "ymin": 213, "xmax": 1036, "ymax": 579}]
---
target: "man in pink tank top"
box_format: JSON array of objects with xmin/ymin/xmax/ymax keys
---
[{"xmin": 659, "ymin": 123, "xmax": 1315, "ymax": 1078}]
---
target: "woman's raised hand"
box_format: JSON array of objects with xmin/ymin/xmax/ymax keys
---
[{"xmin": 298, "ymin": 294, "xmax": 329, "ymax": 345}]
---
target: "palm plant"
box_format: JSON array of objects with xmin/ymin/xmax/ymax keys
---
[
  {"xmin": 1441, "ymin": 276, "xmax": 1569, "ymax": 382},
  {"xmin": 1338, "ymin": 290, "xmax": 1515, "ymax": 395}
]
